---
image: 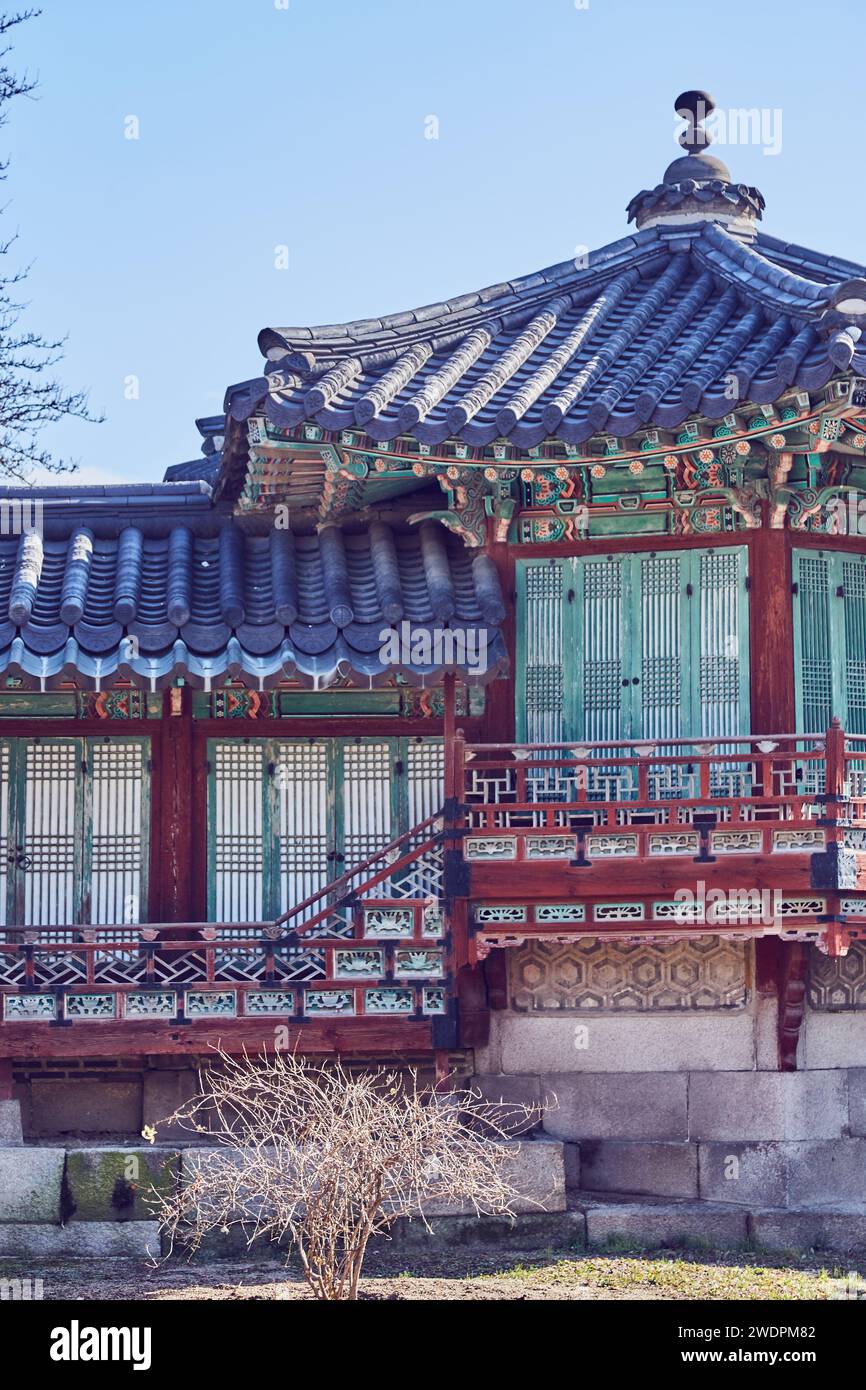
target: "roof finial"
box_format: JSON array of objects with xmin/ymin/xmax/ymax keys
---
[
  {"xmin": 626, "ymin": 89, "xmax": 764, "ymax": 232},
  {"xmin": 674, "ymin": 89, "xmax": 715, "ymax": 155}
]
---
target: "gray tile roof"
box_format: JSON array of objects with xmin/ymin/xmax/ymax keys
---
[
  {"xmin": 232, "ymin": 223, "xmax": 866, "ymax": 451},
  {"xmin": 0, "ymin": 518, "xmax": 506, "ymax": 690}
]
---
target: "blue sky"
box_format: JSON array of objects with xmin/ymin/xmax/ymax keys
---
[{"xmin": 6, "ymin": 0, "xmax": 865, "ymax": 484}]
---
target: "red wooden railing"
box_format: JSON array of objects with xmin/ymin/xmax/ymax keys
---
[
  {"xmin": 6, "ymin": 721, "xmax": 866, "ymax": 1022},
  {"xmin": 0, "ymin": 815, "xmax": 448, "ymax": 1025},
  {"xmin": 453, "ymin": 726, "xmax": 863, "ymax": 861}
]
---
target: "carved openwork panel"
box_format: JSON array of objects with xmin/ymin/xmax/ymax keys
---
[
  {"xmin": 808, "ymin": 941, "xmax": 866, "ymax": 1009},
  {"xmin": 509, "ymin": 936, "xmax": 749, "ymax": 1012}
]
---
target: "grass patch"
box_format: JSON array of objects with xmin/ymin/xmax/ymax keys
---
[{"xmin": 477, "ymin": 1247, "xmax": 866, "ymax": 1300}]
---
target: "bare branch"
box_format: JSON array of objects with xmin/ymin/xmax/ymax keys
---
[
  {"xmin": 0, "ymin": 8, "xmax": 101, "ymax": 480},
  {"xmin": 148, "ymin": 1049, "xmax": 548, "ymax": 1302}
]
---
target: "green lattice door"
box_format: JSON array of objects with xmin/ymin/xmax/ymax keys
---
[
  {"xmin": 0, "ymin": 736, "xmax": 150, "ymax": 929},
  {"xmin": 793, "ymin": 549, "xmax": 866, "ymax": 732},
  {"xmin": 208, "ymin": 737, "xmax": 444, "ymax": 923},
  {"xmin": 517, "ymin": 547, "xmax": 750, "ymax": 743}
]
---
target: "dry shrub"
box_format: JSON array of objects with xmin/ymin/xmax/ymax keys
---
[{"xmin": 149, "ymin": 1049, "xmax": 542, "ymax": 1300}]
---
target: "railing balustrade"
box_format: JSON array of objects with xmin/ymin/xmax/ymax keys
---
[{"xmin": 455, "ymin": 728, "xmax": 851, "ymax": 862}]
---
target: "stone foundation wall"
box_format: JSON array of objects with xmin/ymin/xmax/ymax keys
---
[
  {"xmin": 474, "ymin": 938, "xmax": 866, "ymax": 1210},
  {"xmin": 10, "ymin": 1058, "xmax": 202, "ymax": 1141},
  {"xmin": 9, "ymin": 1054, "xmax": 451, "ymax": 1142}
]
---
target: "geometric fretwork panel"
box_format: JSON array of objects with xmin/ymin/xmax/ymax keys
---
[
  {"xmin": 808, "ymin": 942, "xmax": 866, "ymax": 1010},
  {"xmin": 509, "ymin": 936, "xmax": 749, "ymax": 1012}
]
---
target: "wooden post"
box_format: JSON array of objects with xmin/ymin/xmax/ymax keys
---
[
  {"xmin": 0, "ymin": 1058, "xmax": 13, "ymax": 1100},
  {"xmin": 443, "ymin": 672, "xmax": 456, "ymax": 801},
  {"xmin": 157, "ymin": 686, "xmax": 194, "ymax": 922},
  {"xmin": 777, "ymin": 941, "xmax": 808, "ymax": 1070},
  {"xmin": 824, "ymin": 717, "xmax": 846, "ymax": 805},
  {"xmin": 749, "ymin": 528, "xmax": 795, "ymax": 733},
  {"xmin": 482, "ymin": 535, "xmax": 515, "ymax": 743}
]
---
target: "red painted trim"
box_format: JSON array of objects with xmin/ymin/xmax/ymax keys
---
[
  {"xmin": 467, "ymin": 853, "xmax": 828, "ymax": 899},
  {"xmin": 191, "ymin": 717, "xmax": 484, "ymax": 739},
  {"xmin": 786, "ymin": 531, "xmax": 866, "ymax": 554},
  {"xmin": 0, "ymin": 719, "xmax": 164, "ymax": 737}
]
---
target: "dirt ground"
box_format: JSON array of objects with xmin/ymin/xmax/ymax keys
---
[{"xmin": 5, "ymin": 1244, "xmax": 866, "ymax": 1301}]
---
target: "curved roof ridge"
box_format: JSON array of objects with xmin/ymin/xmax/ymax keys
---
[
  {"xmin": 754, "ymin": 230, "xmax": 866, "ymax": 283},
  {"xmin": 697, "ymin": 223, "xmax": 857, "ymax": 316},
  {"xmin": 257, "ymin": 228, "xmax": 666, "ymax": 364}
]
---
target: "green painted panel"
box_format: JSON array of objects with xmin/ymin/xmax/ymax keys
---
[
  {"xmin": 694, "ymin": 547, "xmax": 750, "ymax": 739},
  {"xmin": 517, "ymin": 559, "xmax": 573, "ymax": 745},
  {"xmin": 518, "ymin": 547, "xmax": 750, "ymax": 742},
  {"xmin": 793, "ymin": 549, "xmax": 866, "ymax": 734},
  {"xmin": 193, "ymin": 689, "xmax": 402, "ymax": 719}
]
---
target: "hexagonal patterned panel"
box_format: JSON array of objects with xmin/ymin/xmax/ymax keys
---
[
  {"xmin": 509, "ymin": 937, "xmax": 748, "ymax": 1012},
  {"xmin": 808, "ymin": 942, "xmax": 866, "ymax": 1010}
]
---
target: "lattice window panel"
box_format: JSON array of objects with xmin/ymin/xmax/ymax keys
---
[
  {"xmin": 87, "ymin": 741, "xmax": 146, "ymax": 925},
  {"xmin": 275, "ymin": 740, "xmax": 330, "ymax": 923},
  {"xmin": 402, "ymin": 740, "xmax": 444, "ymax": 897},
  {"xmin": 406, "ymin": 740, "xmax": 444, "ymax": 826},
  {"xmin": 699, "ymin": 549, "xmax": 743, "ymax": 740},
  {"xmin": 523, "ymin": 564, "xmax": 565, "ymax": 745},
  {"xmin": 582, "ymin": 558, "xmax": 623, "ymax": 741},
  {"xmin": 844, "ymin": 558, "xmax": 866, "ymax": 735},
  {"xmin": 22, "ymin": 741, "xmax": 77, "ymax": 930},
  {"xmin": 342, "ymin": 742, "xmax": 393, "ymax": 869},
  {"xmin": 212, "ymin": 742, "xmax": 264, "ymax": 923},
  {"xmin": 795, "ymin": 554, "xmax": 833, "ymax": 732}
]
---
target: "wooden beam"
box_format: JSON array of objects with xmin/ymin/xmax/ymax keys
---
[
  {"xmin": 191, "ymin": 716, "xmax": 484, "ymax": 739},
  {"xmin": 0, "ymin": 1018, "xmax": 435, "ymax": 1060},
  {"xmin": 468, "ymin": 853, "xmax": 832, "ymax": 900},
  {"xmin": 484, "ymin": 528, "xmax": 515, "ymax": 742}
]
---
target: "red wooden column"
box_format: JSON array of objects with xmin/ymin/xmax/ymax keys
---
[
  {"xmin": 749, "ymin": 524, "xmax": 805, "ymax": 1065},
  {"xmin": 463, "ymin": 526, "xmax": 515, "ymax": 1041},
  {"xmin": 156, "ymin": 686, "xmax": 194, "ymax": 922},
  {"xmin": 749, "ymin": 526, "xmax": 795, "ymax": 733},
  {"xmin": 482, "ymin": 527, "xmax": 515, "ymax": 742}
]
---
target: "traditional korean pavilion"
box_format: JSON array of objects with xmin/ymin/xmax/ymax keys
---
[{"xmin": 2, "ymin": 93, "xmax": 866, "ymax": 1219}]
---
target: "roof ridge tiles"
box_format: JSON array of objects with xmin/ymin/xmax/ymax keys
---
[{"xmin": 699, "ymin": 224, "xmax": 837, "ymax": 308}]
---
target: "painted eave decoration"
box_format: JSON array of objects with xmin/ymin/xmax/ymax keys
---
[{"xmin": 0, "ymin": 513, "xmax": 507, "ymax": 691}]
